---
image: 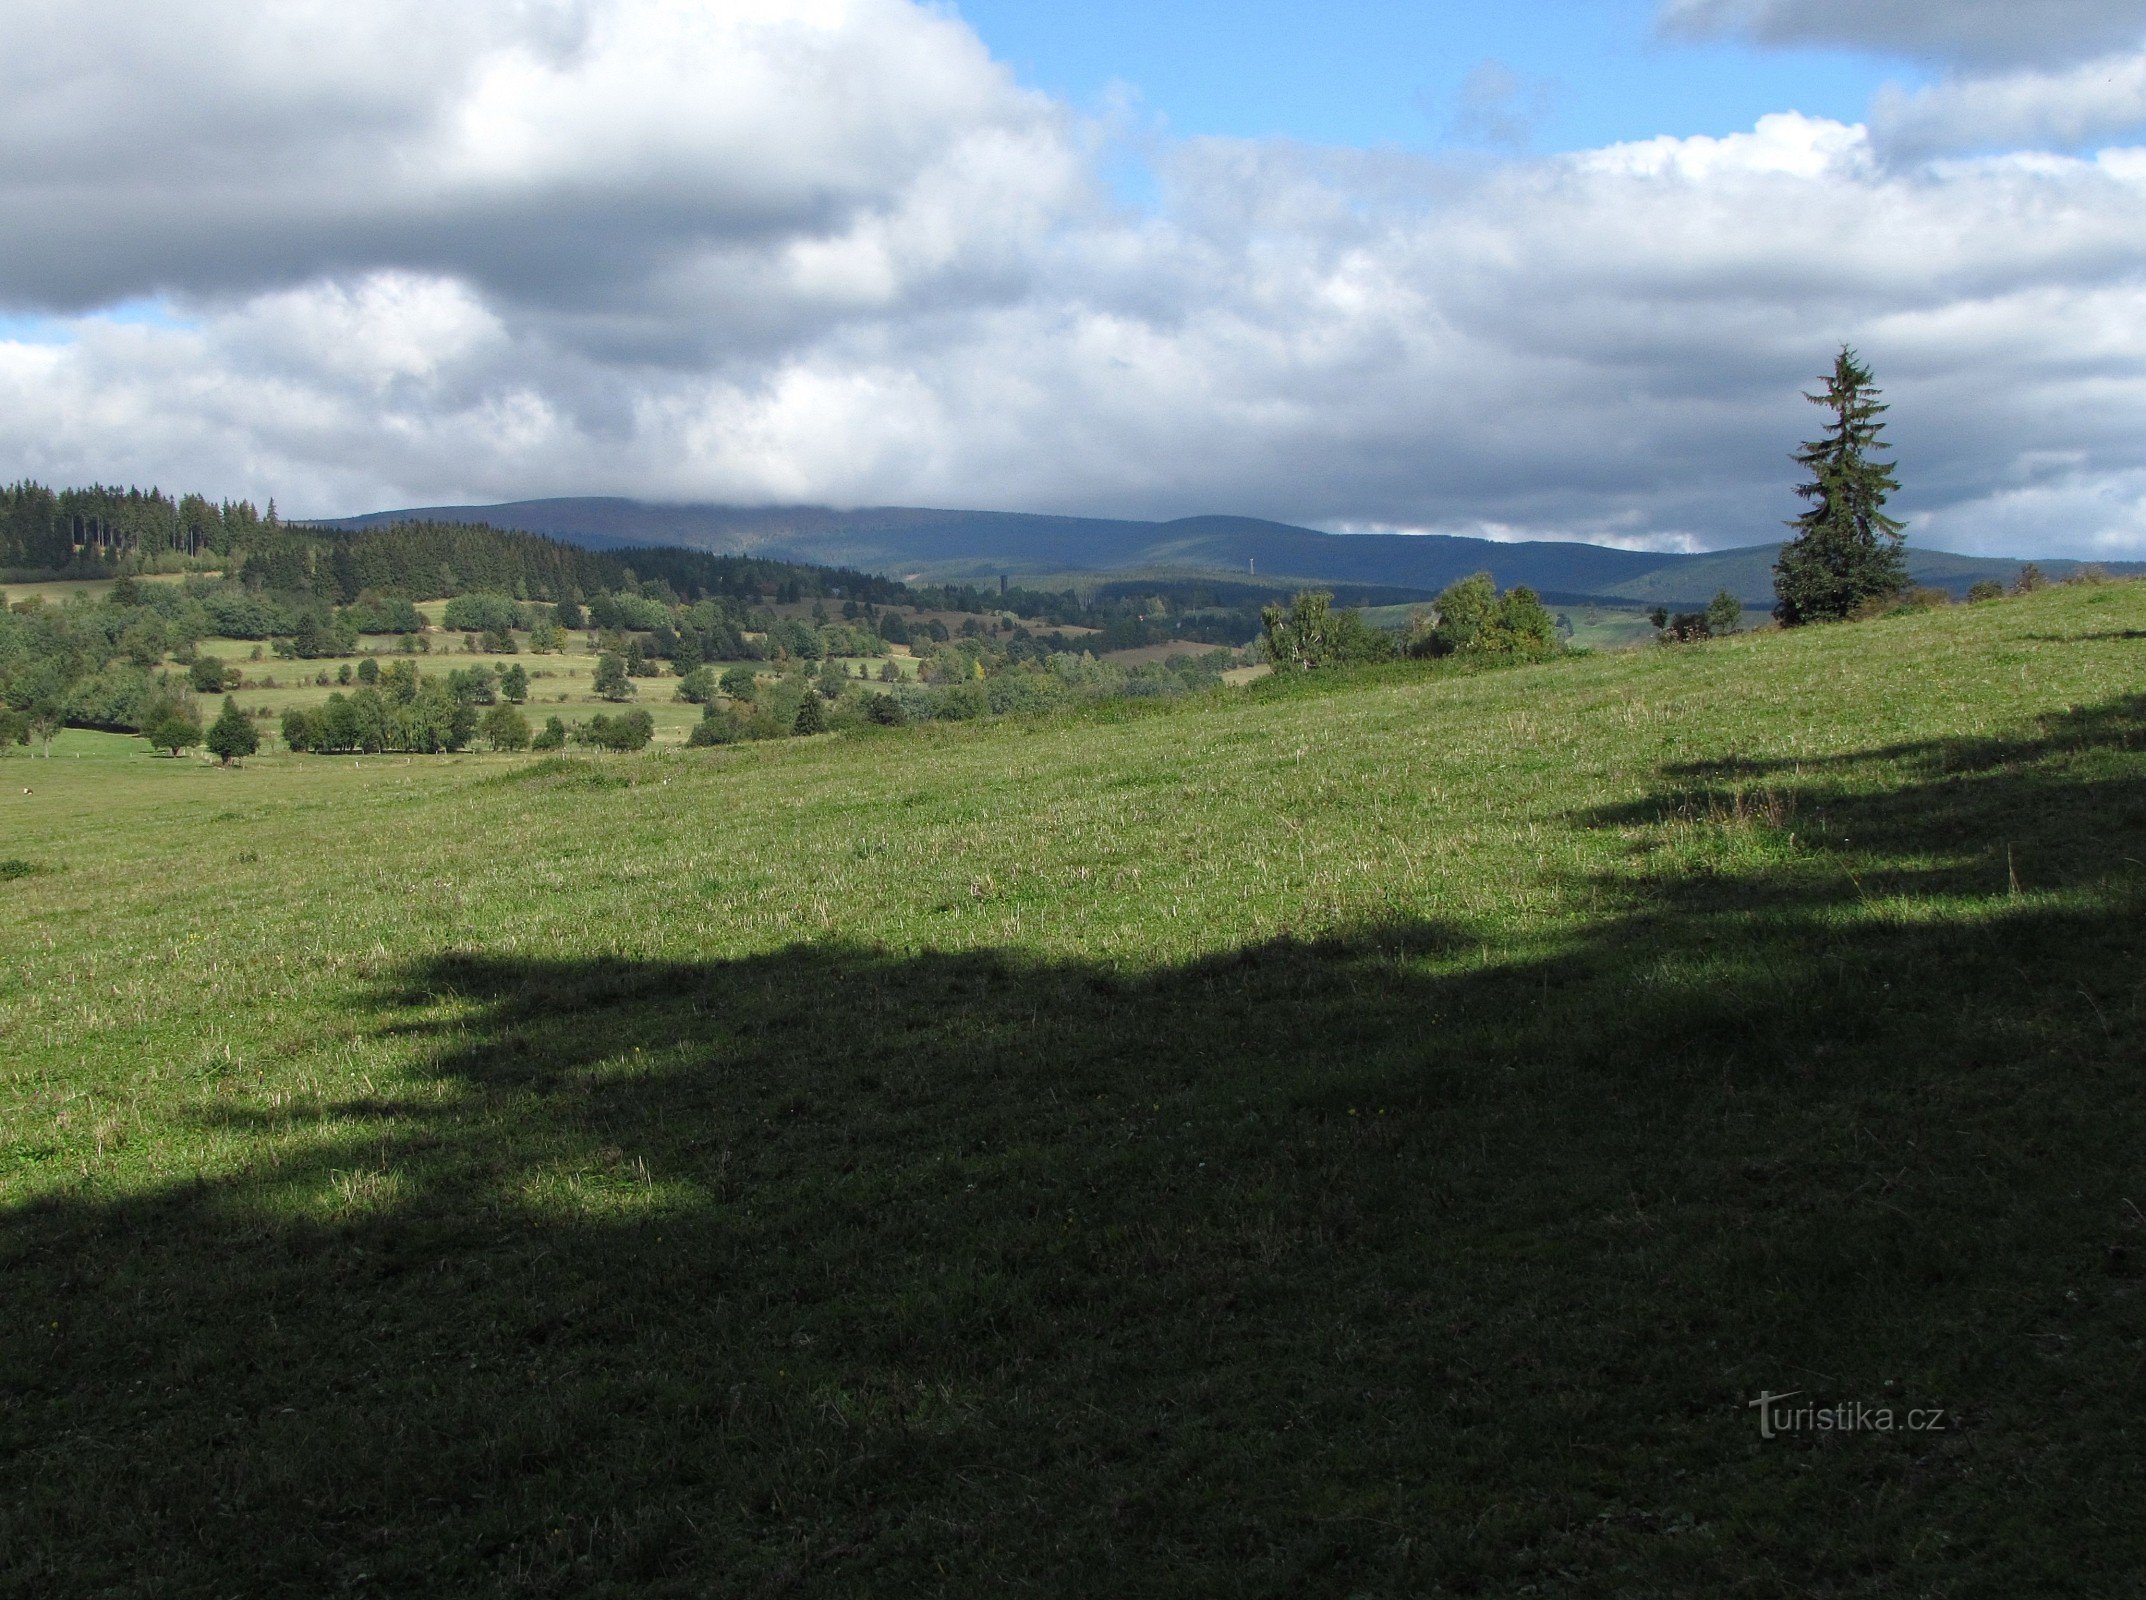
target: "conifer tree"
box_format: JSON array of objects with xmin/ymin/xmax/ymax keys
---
[
  {"xmin": 1774, "ymin": 347, "xmax": 1908, "ymax": 624},
  {"xmin": 792, "ymin": 693, "xmax": 827, "ymax": 735}
]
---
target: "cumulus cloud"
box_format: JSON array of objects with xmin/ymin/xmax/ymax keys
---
[
  {"xmin": 1870, "ymin": 50, "xmax": 2146, "ymax": 159},
  {"xmin": 3, "ymin": 1, "xmax": 2146, "ymax": 558},
  {"xmin": 1657, "ymin": 0, "xmax": 2146, "ymax": 70}
]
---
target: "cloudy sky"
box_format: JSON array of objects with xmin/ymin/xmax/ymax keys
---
[{"xmin": 2, "ymin": 0, "xmax": 2143, "ymax": 556}]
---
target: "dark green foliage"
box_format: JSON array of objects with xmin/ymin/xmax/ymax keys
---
[
  {"xmin": 187, "ymin": 656, "xmax": 231, "ymax": 694},
  {"xmin": 0, "ymin": 856, "xmax": 37, "ymax": 879},
  {"xmin": 356, "ymin": 657, "xmax": 380, "ymax": 686},
  {"xmin": 499, "ymin": 663, "xmax": 529, "ymax": 703},
  {"xmin": 1967, "ymin": 580, "xmax": 2004, "ymax": 603},
  {"xmin": 1651, "ymin": 607, "xmax": 1713, "ymax": 643},
  {"xmin": 0, "ymin": 706, "xmax": 28, "ymax": 751},
  {"xmin": 866, "ymin": 693, "xmax": 908, "ymax": 726},
  {"xmin": 279, "ymin": 681, "xmax": 474, "ymax": 754},
  {"xmin": 279, "ymin": 706, "xmax": 316, "ymax": 752},
  {"xmin": 145, "ymin": 703, "xmax": 202, "ymax": 757},
  {"xmin": 686, "ymin": 708, "xmax": 740, "ymax": 746},
  {"xmin": 479, "ymin": 704, "xmax": 532, "ymax": 752},
  {"xmin": 720, "ymin": 664, "xmax": 758, "ymax": 700},
  {"xmin": 591, "ymin": 653, "xmax": 633, "ymax": 702},
  {"xmin": 531, "ymin": 716, "xmax": 568, "ymax": 752},
  {"xmin": 1705, "ymin": 589, "xmax": 1743, "ymax": 635},
  {"xmin": 205, "ymin": 697, "xmax": 258, "ymax": 764},
  {"xmin": 576, "ymin": 709, "xmax": 655, "ymax": 752},
  {"xmin": 675, "ymin": 665, "xmax": 716, "ymax": 704},
  {"xmin": 442, "ymin": 593, "xmax": 524, "ymax": 634},
  {"xmin": 337, "ymin": 595, "xmax": 426, "ymax": 634},
  {"xmin": 792, "ymin": 693, "xmax": 828, "ymax": 735},
  {"xmin": 1773, "ymin": 347, "xmax": 1908, "ymax": 625}
]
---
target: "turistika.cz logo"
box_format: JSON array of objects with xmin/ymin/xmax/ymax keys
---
[{"xmin": 1748, "ymin": 1391, "xmax": 1948, "ymax": 1439}]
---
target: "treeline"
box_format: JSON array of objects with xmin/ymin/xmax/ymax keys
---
[
  {"xmin": 0, "ymin": 478, "xmax": 911, "ymax": 610},
  {"xmin": 684, "ymin": 647, "xmax": 1238, "ymax": 747},
  {"xmin": 2, "ymin": 482, "xmax": 268, "ymax": 572},
  {"xmin": 908, "ymin": 576, "xmax": 1265, "ymax": 651},
  {"xmin": 1258, "ymin": 574, "xmax": 1562, "ymax": 671}
]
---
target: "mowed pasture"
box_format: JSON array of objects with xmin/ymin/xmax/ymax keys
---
[
  {"xmin": 4, "ymin": 583, "xmax": 2145, "ymax": 1596},
  {"xmin": 184, "ymin": 625, "xmax": 924, "ymax": 748}
]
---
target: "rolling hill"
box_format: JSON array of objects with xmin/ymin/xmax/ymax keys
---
[
  {"xmin": 322, "ymin": 496, "xmax": 2143, "ymax": 607},
  {"xmin": 8, "ymin": 582, "xmax": 2144, "ymax": 1592}
]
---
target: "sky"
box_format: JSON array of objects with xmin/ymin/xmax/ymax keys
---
[{"xmin": 2, "ymin": 0, "xmax": 2145, "ymax": 557}]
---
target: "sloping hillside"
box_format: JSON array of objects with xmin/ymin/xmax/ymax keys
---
[{"xmin": 7, "ymin": 582, "xmax": 2144, "ymax": 1594}]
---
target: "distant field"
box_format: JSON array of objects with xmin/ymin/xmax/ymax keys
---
[
  {"xmin": 5, "ymin": 582, "xmax": 2144, "ymax": 1594},
  {"xmin": 182, "ymin": 630, "xmax": 925, "ymax": 747},
  {"xmin": 1, "ymin": 571, "xmax": 201, "ymax": 605}
]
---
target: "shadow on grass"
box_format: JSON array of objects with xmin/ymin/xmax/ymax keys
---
[{"xmin": 6, "ymin": 700, "xmax": 2146, "ymax": 1597}]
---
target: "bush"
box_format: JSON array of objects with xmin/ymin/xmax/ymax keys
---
[
  {"xmin": 1967, "ymin": 580, "xmax": 2004, "ymax": 603},
  {"xmin": 793, "ymin": 693, "xmax": 828, "ymax": 735},
  {"xmin": 676, "ymin": 665, "xmax": 717, "ymax": 704},
  {"xmin": 531, "ymin": 716, "xmax": 568, "ymax": 752},
  {"xmin": 2013, "ymin": 563, "xmax": 2047, "ymax": 595},
  {"xmin": 866, "ymin": 693, "xmax": 908, "ymax": 726}
]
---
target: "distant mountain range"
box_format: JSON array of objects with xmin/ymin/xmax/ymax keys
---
[{"xmin": 322, "ymin": 498, "xmax": 2141, "ymax": 608}]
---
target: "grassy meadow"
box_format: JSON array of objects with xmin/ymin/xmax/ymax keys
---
[
  {"xmin": 182, "ymin": 622, "xmax": 922, "ymax": 748},
  {"xmin": 4, "ymin": 582, "xmax": 2144, "ymax": 1595}
]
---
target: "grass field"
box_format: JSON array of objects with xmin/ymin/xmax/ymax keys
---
[
  {"xmin": 181, "ymin": 631, "xmax": 918, "ymax": 747},
  {"xmin": 4, "ymin": 583, "xmax": 2144, "ymax": 1595}
]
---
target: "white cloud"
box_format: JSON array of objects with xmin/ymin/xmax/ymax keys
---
[
  {"xmin": 3, "ymin": 1, "xmax": 2146, "ymax": 558},
  {"xmin": 1872, "ymin": 50, "xmax": 2146, "ymax": 159}
]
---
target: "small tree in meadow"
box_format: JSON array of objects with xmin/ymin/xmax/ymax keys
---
[
  {"xmin": 1705, "ymin": 590, "xmax": 1743, "ymax": 635},
  {"xmin": 793, "ymin": 693, "xmax": 828, "ymax": 735},
  {"xmin": 592, "ymin": 652, "xmax": 634, "ymax": 701},
  {"xmin": 205, "ymin": 697, "xmax": 259, "ymax": 764},
  {"xmin": 500, "ymin": 663, "xmax": 529, "ymax": 703},
  {"xmin": 480, "ymin": 704, "xmax": 532, "ymax": 751},
  {"xmin": 147, "ymin": 705, "xmax": 203, "ymax": 757}
]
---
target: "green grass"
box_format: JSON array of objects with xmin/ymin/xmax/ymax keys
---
[{"xmin": 5, "ymin": 584, "xmax": 2145, "ymax": 1595}]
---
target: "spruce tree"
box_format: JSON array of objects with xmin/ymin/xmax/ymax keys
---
[
  {"xmin": 792, "ymin": 693, "xmax": 827, "ymax": 735},
  {"xmin": 1773, "ymin": 347, "xmax": 1908, "ymax": 625}
]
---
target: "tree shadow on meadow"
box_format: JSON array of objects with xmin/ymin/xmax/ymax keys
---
[{"xmin": 6, "ymin": 696, "xmax": 2146, "ymax": 1597}]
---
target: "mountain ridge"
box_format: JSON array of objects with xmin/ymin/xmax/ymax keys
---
[{"xmin": 318, "ymin": 497, "xmax": 2142, "ymax": 606}]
